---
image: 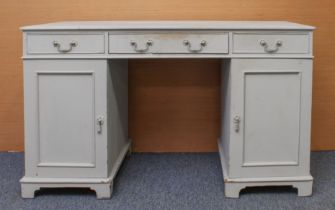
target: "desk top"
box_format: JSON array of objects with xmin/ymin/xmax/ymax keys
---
[{"xmin": 21, "ymin": 21, "xmax": 315, "ymax": 31}]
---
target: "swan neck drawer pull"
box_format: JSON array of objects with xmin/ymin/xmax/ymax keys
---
[
  {"xmin": 53, "ymin": 41, "xmax": 77, "ymax": 53},
  {"xmin": 130, "ymin": 40, "xmax": 153, "ymax": 53},
  {"xmin": 183, "ymin": 40, "xmax": 207, "ymax": 53},
  {"xmin": 259, "ymin": 40, "xmax": 283, "ymax": 53}
]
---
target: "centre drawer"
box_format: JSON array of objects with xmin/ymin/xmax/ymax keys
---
[{"xmin": 108, "ymin": 32, "xmax": 229, "ymax": 54}]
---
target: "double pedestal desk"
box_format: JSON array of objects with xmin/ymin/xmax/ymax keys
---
[{"xmin": 20, "ymin": 21, "xmax": 315, "ymax": 199}]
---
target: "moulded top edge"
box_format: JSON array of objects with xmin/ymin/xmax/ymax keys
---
[{"xmin": 20, "ymin": 21, "xmax": 316, "ymax": 31}]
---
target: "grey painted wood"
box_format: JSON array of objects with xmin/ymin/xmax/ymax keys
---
[
  {"xmin": 220, "ymin": 59, "xmax": 232, "ymax": 174},
  {"xmin": 22, "ymin": 60, "xmax": 108, "ymax": 178},
  {"xmin": 233, "ymin": 59, "xmax": 312, "ymax": 177},
  {"xmin": 106, "ymin": 60, "xmax": 130, "ymax": 178},
  {"xmin": 21, "ymin": 59, "xmax": 131, "ymax": 198},
  {"xmin": 232, "ymin": 32, "xmax": 310, "ymax": 54},
  {"xmin": 22, "ymin": 30, "xmax": 313, "ymax": 59},
  {"xmin": 20, "ymin": 21, "xmax": 315, "ymax": 31},
  {"xmin": 109, "ymin": 31, "xmax": 228, "ymax": 54},
  {"xmin": 219, "ymin": 58, "xmax": 313, "ymax": 197},
  {"xmin": 26, "ymin": 33, "xmax": 105, "ymax": 54},
  {"xmin": 20, "ymin": 21, "xmax": 314, "ymax": 199}
]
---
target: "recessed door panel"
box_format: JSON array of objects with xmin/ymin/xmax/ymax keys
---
[
  {"xmin": 38, "ymin": 72, "xmax": 95, "ymax": 167},
  {"xmin": 243, "ymin": 72, "xmax": 301, "ymax": 166},
  {"xmin": 229, "ymin": 59, "xmax": 312, "ymax": 178},
  {"xmin": 24, "ymin": 60, "xmax": 107, "ymax": 178}
]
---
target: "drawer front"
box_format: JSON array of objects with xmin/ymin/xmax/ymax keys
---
[
  {"xmin": 26, "ymin": 34, "xmax": 105, "ymax": 54},
  {"xmin": 108, "ymin": 32, "xmax": 228, "ymax": 54},
  {"xmin": 232, "ymin": 33, "xmax": 310, "ymax": 54}
]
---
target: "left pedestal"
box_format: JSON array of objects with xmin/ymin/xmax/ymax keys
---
[{"xmin": 21, "ymin": 60, "xmax": 129, "ymax": 199}]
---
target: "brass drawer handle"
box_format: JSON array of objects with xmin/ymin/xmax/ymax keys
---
[
  {"xmin": 259, "ymin": 39, "xmax": 282, "ymax": 53},
  {"xmin": 53, "ymin": 41, "xmax": 77, "ymax": 53},
  {"xmin": 183, "ymin": 40, "xmax": 207, "ymax": 53},
  {"xmin": 130, "ymin": 40, "xmax": 153, "ymax": 53}
]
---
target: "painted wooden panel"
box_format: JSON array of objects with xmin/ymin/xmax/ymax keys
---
[
  {"xmin": 109, "ymin": 32, "xmax": 228, "ymax": 54},
  {"xmin": 26, "ymin": 33, "xmax": 105, "ymax": 54},
  {"xmin": 243, "ymin": 72, "xmax": 301, "ymax": 166},
  {"xmin": 37, "ymin": 72, "xmax": 95, "ymax": 167},
  {"xmin": 23, "ymin": 60, "xmax": 108, "ymax": 178},
  {"xmin": 232, "ymin": 33, "xmax": 310, "ymax": 54},
  {"xmin": 228, "ymin": 58, "xmax": 312, "ymax": 178},
  {"xmin": 107, "ymin": 60, "xmax": 130, "ymax": 175},
  {"xmin": 0, "ymin": 0, "xmax": 334, "ymax": 151}
]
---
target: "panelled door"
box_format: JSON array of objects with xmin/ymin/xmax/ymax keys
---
[
  {"xmin": 24, "ymin": 60, "xmax": 108, "ymax": 178},
  {"xmin": 229, "ymin": 59, "xmax": 312, "ymax": 178}
]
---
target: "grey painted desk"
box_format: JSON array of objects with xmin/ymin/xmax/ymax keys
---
[{"xmin": 20, "ymin": 21, "xmax": 315, "ymax": 199}]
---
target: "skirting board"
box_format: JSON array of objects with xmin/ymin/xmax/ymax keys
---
[
  {"xmin": 20, "ymin": 141, "xmax": 131, "ymax": 199},
  {"xmin": 217, "ymin": 139, "xmax": 313, "ymax": 198}
]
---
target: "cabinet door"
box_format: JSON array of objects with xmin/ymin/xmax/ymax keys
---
[
  {"xmin": 24, "ymin": 60, "xmax": 108, "ymax": 178},
  {"xmin": 229, "ymin": 59, "xmax": 312, "ymax": 178}
]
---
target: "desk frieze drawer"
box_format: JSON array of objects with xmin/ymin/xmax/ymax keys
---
[
  {"xmin": 108, "ymin": 32, "xmax": 229, "ymax": 54},
  {"xmin": 26, "ymin": 33, "xmax": 105, "ymax": 54},
  {"xmin": 232, "ymin": 32, "xmax": 311, "ymax": 54}
]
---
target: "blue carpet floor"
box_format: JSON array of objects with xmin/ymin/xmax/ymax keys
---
[{"xmin": 0, "ymin": 152, "xmax": 334, "ymax": 210}]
